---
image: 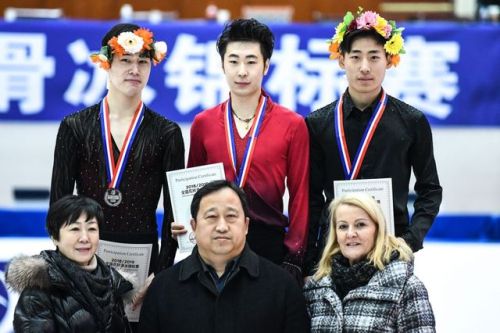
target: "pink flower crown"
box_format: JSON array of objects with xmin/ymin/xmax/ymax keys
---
[
  {"xmin": 90, "ymin": 28, "xmax": 167, "ymax": 70},
  {"xmin": 328, "ymin": 8, "xmax": 405, "ymax": 67}
]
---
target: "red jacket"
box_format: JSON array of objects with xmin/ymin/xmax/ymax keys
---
[{"xmin": 188, "ymin": 93, "xmax": 310, "ymax": 262}]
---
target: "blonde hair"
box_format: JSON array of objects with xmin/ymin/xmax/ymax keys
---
[{"xmin": 313, "ymin": 193, "xmax": 413, "ymax": 280}]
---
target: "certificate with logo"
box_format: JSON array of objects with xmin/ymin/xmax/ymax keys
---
[
  {"xmin": 97, "ymin": 240, "xmax": 152, "ymax": 322},
  {"xmin": 167, "ymin": 163, "xmax": 225, "ymax": 252},
  {"xmin": 334, "ymin": 178, "xmax": 395, "ymax": 235}
]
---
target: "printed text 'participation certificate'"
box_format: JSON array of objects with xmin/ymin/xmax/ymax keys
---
[
  {"xmin": 97, "ymin": 240, "xmax": 152, "ymax": 322},
  {"xmin": 334, "ymin": 178, "xmax": 395, "ymax": 235},
  {"xmin": 167, "ymin": 163, "xmax": 225, "ymax": 252}
]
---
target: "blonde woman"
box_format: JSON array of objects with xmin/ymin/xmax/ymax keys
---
[{"xmin": 303, "ymin": 193, "xmax": 435, "ymax": 332}]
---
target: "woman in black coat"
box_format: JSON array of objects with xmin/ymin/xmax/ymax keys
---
[{"xmin": 5, "ymin": 195, "xmax": 136, "ymax": 332}]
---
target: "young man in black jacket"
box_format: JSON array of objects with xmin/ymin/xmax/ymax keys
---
[{"xmin": 305, "ymin": 9, "xmax": 442, "ymax": 274}]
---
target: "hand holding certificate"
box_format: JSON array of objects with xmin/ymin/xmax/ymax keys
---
[
  {"xmin": 167, "ymin": 163, "xmax": 225, "ymax": 252},
  {"xmin": 97, "ymin": 240, "xmax": 152, "ymax": 322}
]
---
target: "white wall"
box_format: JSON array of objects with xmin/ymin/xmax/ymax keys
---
[
  {"xmin": 431, "ymin": 127, "xmax": 500, "ymax": 213},
  {"xmin": 414, "ymin": 242, "xmax": 500, "ymax": 333}
]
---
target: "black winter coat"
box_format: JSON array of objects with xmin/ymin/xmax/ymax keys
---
[
  {"xmin": 5, "ymin": 251, "xmax": 134, "ymax": 333},
  {"xmin": 139, "ymin": 245, "xmax": 310, "ymax": 333}
]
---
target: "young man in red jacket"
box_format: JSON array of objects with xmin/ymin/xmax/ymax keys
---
[{"xmin": 173, "ymin": 19, "xmax": 309, "ymax": 283}]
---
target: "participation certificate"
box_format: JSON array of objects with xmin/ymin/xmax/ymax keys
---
[
  {"xmin": 97, "ymin": 240, "xmax": 152, "ymax": 322},
  {"xmin": 334, "ymin": 178, "xmax": 395, "ymax": 235},
  {"xmin": 167, "ymin": 163, "xmax": 225, "ymax": 252}
]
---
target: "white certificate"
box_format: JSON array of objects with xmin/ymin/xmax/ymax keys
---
[
  {"xmin": 333, "ymin": 178, "xmax": 395, "ymax": 235},
  {"xmin": 167, "ymin": 163, "xmax": 225, "ymax": 252},
  {"xmin": 97, "ymin": 240, "xmax": 152, "ymax": 322}
]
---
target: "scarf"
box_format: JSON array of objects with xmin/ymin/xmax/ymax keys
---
[
  {"xmin": 330, "ymin": 253, "xmax": 378, "ymax": 300},
  {"xmin": 43, "ymin": 250, "xmax": 114, "ymax": 332}
]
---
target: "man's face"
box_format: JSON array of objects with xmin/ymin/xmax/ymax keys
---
[
  {"xmin": 222, "ymin": 41, "xmax": 270, "ymax": 99},
  {"xmin": 191, "ymin": 187, "xmax": 249, "ymax": 264},
  {"xmin": 108, "ymin": 53, "xmax": 151, "ymax": 98},
  {"xmin": 339, "ymin": 36, "xmax": 390, "ymax": 101}
]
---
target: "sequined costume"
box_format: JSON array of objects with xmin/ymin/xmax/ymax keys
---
[{"xmin": 50, "ymin": 103, "xmax": 185, "ymax": 273}]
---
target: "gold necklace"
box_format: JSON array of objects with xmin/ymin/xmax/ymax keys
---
[{"xmin": 232, "ymin": 110, "xmax": 255, "ymax": 130}]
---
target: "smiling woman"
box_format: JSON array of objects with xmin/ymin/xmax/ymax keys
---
[
  {"xmin": 52, "ymin": 214, "xmax": 99, "ymax": 266},
  {"xmin": 4, "ymin": 195, "xmax": 136, "ymax": 333},
  {"xmin": 334, "ymin": 203, "xmax": 377, "ymax": 265},
  {"xmin": 304, "ymin": 193, "xmax": 436, "ymax": 332}
]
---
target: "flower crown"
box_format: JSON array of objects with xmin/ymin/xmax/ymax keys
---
[
  {"xmin": 90, "ymin": 28, "xmax": 167, "ymax": 70},
  {"xmin": 328, "ymin": 8, "xmax": 405, "ymax": 67}
]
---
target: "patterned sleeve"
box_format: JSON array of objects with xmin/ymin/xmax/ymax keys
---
[
  {"xmin": 157, "ymin": 122, "xmax": 185, "ymax": 272},
  {"xmin": 397, "ymin": 276, "xmax": 436, "ymax": 332},
  {"xmin": 50, "ymin": 117, "xmax": 78, "ymax": 204},
  {"xmin": 303, "ymin": 278, "xmax": 342, "ymax": 332}
]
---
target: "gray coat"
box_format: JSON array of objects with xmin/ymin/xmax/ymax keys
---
[{"xmin": 303, "ymin": 259, "xmax": 435, "ymax": 332}]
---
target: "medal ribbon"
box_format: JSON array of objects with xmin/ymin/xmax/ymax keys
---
[
  {"xmin": 334, "ymin": 90, "xmax": 387, "ymax": 180},
  {"xmin": 100, "ymin": 97, "xmax": 144, "ymax": 189},
  {"xmin": 224, "ymin": 95, "xmax": 267, "ymax": 187}
]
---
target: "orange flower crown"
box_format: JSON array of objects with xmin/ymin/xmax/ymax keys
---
[
  {"xmin": 328, "ymin": 8, "xmax": 405, "ymax": 67},
  {"xmin": 90, "ymin": 28, "xmax": 167, "ymax": 70}
]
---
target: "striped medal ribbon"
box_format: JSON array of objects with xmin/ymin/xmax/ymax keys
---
[
  {"xmin": 100, "ymin": 97, "xmax": 144, "ymax": 206},
  {"xmin": 224, "ymin": 95, "xmax": 267, "ymax": 187},
  {"xmin": 334, "ymin": 90, "xmax": 387, "ymax": 180}
]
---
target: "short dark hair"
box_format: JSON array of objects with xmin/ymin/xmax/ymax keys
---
[
  {"xmin": 340, "ymin": 28, "xmax": 387, "ymax": 54},
  {"xmin": 216, "ymin": 18, "xmax": 275, "ymax": 61},
  {"xmin": 46, "ymin": 195, "xmax": 104, "ymax": 240},
  {"xmin": 190, "ymin": 180, "xmax": 249, "ymax": 220}
]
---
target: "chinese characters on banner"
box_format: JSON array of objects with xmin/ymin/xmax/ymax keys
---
[{"xmin": 1, "ymin": 22, "xmax": 499, "ymax": 125}]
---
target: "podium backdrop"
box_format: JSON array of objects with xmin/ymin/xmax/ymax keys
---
[{"xmin": 1, "ymin": 20, "xmax": 499, "ymax": 125}]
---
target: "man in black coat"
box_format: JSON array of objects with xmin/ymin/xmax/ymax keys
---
[{"xmin": 138, "ymin": 180, "xmax": 310, "ymax": 333}]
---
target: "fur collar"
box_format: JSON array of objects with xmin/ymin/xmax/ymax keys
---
[
  {"xmin": 5, "ymin": 254, "xmax": 139, "ymax": 303},
  {"xmin": 5, "ymin": 255, "xmax": 51, "ymax": 292}
]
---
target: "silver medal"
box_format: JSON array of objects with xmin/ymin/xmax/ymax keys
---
[{"xmin": 104, "ymin": 188, "xmax": 122, "ymax": 207}]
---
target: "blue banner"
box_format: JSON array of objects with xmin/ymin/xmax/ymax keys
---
[
  {"xmin": 1, "ymin": 209, "xmax": 499, "ymax": 241},
  {"xmin": 1, "ymin": 20, "xmax": 499, "ymax": 125}
]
